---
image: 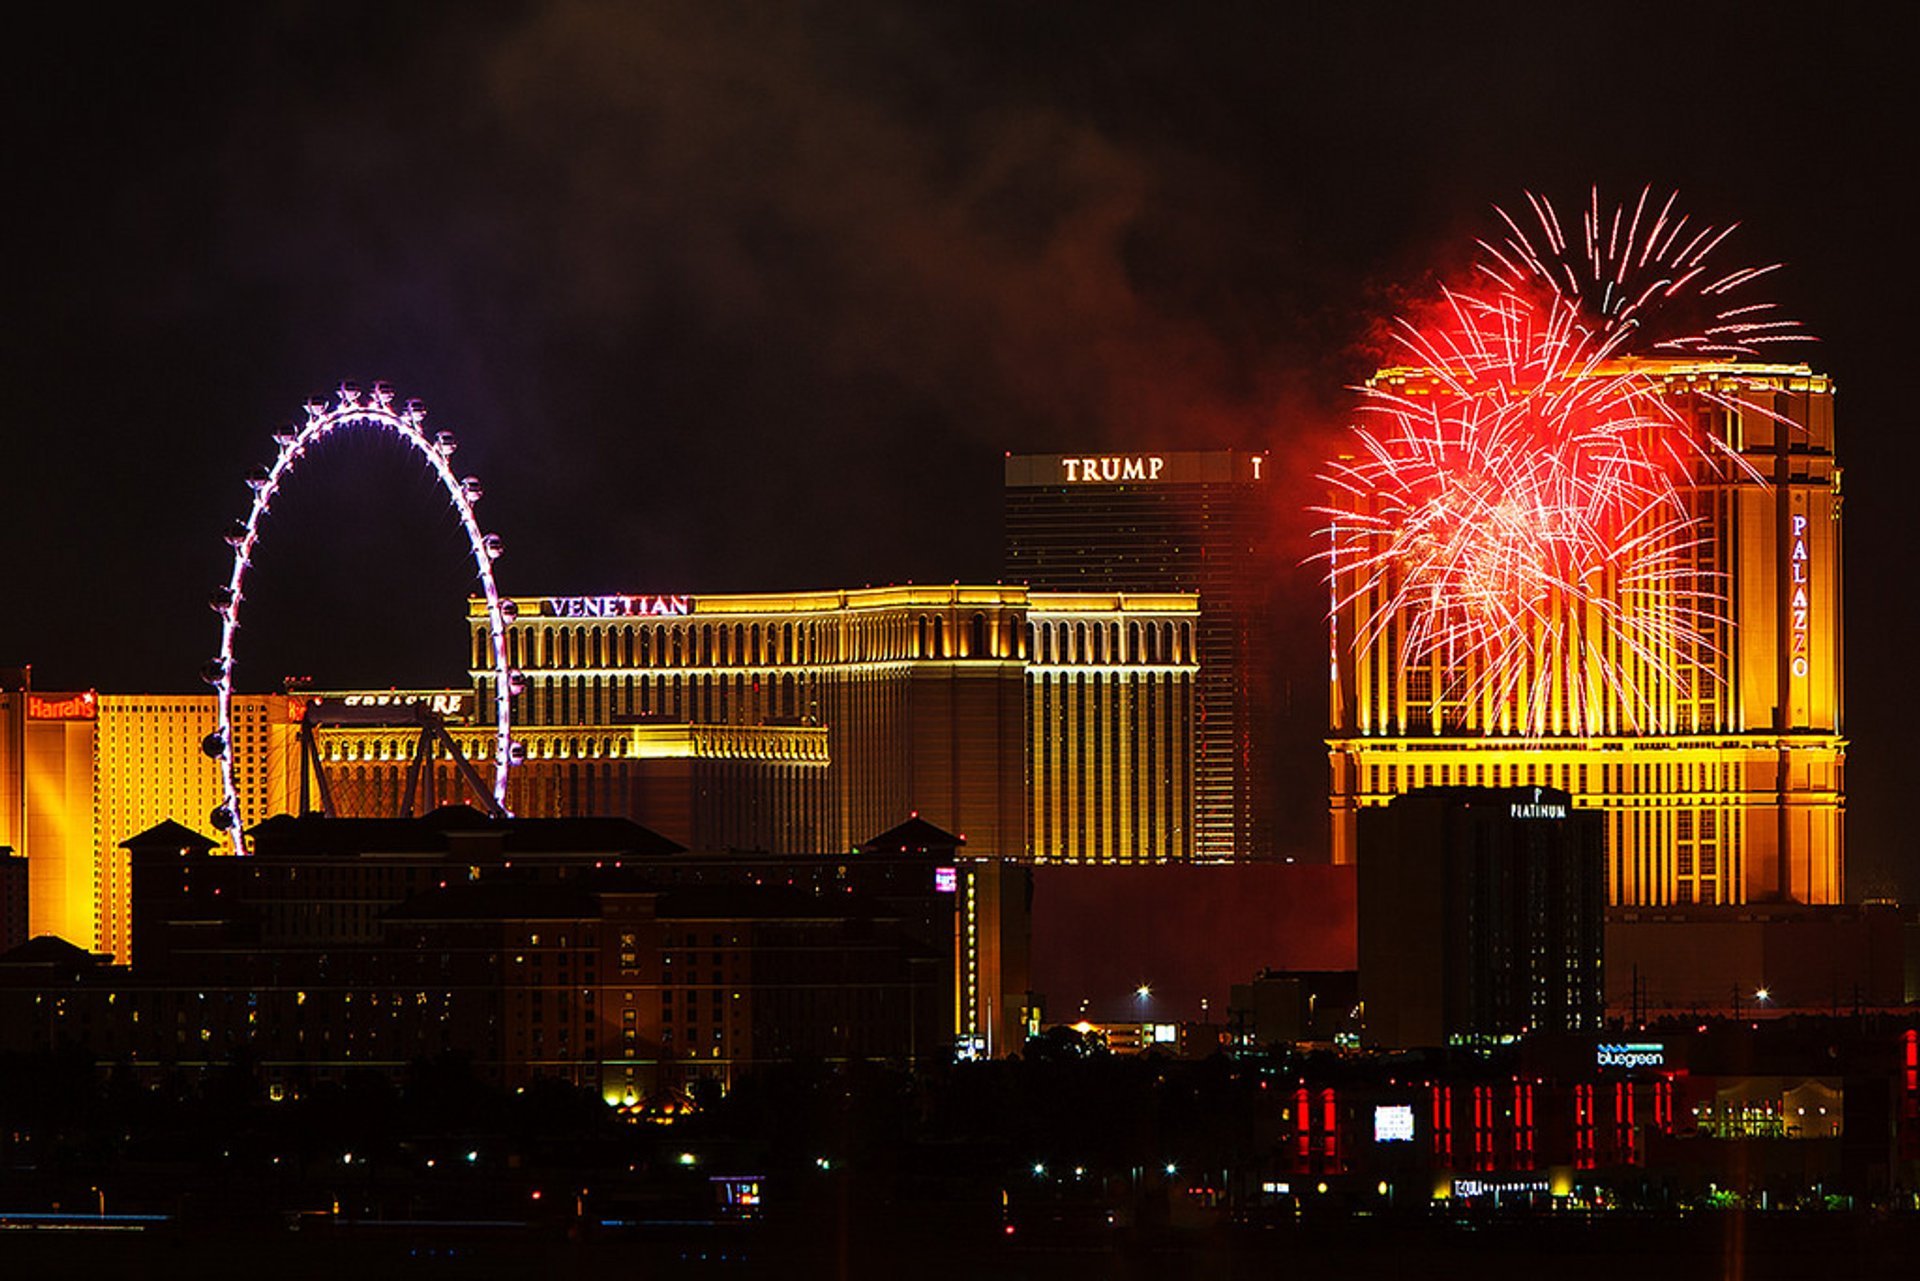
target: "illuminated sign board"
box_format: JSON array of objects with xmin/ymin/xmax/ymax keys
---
[
  {"xmin": 1789, "ymin": 511, "xmax": 1810, "ymax": 680},
  {"xmin": 27, "ymin": 692, "xmax": 96, "ymax": 720},
  {"xmin": 337, "ymin": 691, "xmax": 471, "ymax": 720},
  {"xmin": 1007, "ymin": 451, "xmax": 1267, "ymax": 488},
  {"xmin": 1452, "ymin": 1178, "xmax": 1549, "ymax": 1199},
  {"xmin": 541, "ymin": 595, "xmax": 691, "ymax": 619},
  {"xmin": 934, "ymin": 866, "xmax": 958, "ymax": 894},
  {"xmin": 1149, "ymin": 1023, "xmax": 1178, "ymax": 1044},
  {"xmin": 1055, "ymin": 454, "xmax": 1270, "ymax": 484},
  {"xmin": 1374, "ymin": 1104, "xmax": 1415, "ymax": 1142},
  {"xmin": 1595, "ymin": 1041, "xmax": 1665, "ymax": 1070},
  {"xmin": 1510, "ymin": 787, "xmax": 1568, "ymax": 820},
  {"xmin": 1062, "ymin": 455, "xmax": 1166, "ymax": 483}
]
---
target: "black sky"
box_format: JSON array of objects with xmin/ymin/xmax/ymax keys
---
[{"xmin": 4, "ymin": 1, "xmax": 1915, "ymax": 888}]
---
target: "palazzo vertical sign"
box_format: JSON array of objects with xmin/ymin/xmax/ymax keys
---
[{"xmin": 1788, "ymin": 507, "xmax": 1810, "ymax": 681}]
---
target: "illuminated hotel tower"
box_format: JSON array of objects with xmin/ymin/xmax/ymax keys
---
[
  {"xmin": 93, "ymin": 694, "xmax": 297, "ymax": 961},
  {"xmin": 0, "ymin": 679, "xmax": 298, "ymax": 960},
  {"xmin": 1005, "ymin": 451, "xmax": 1274, "ymax": 862},
  {"xmin": 1328, "ymin": 362, "xmax": 1843, "ymax": 906},
  {"xmin": 400, "ymin": 585, "xmax": 1202, "ymax": 863},
  {"xmin": 0, "ymin": 679, "xmax": 97, "ymax": 947}
]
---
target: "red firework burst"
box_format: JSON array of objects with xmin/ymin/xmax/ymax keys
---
[
  {"xmin": 1476, "ymin": 186, "xmax": 1808, "ymax": 358},
  {"xmin": 1324, "ymin": 191, "xmax": 1814, "ymax": 737},
  {"xmin": 1322, "ymin": 288, "xmax": 1728, "ymax": 737}
]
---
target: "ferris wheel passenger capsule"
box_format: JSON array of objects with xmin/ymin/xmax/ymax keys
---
[
  {"xmin": 370, "ymin": 381, "xmax": 394, "ymax": 410},
  {"xmin": 509, "ymin": 740, "xmax": 528, "ymax": 764},
  {"xmin": 209, "ymin": 805, "xmax": 236, "ymax": 832},
  {"xmin": 433, "ymin": 431, "xmax": 458, "ymax": 457},
  {"xmin": 482, "ymin": 533, "xmax": 503, "ymax": 559},
  {"xmin": 201, "ymin": 658, "xmax": 227, "ymax": 685},
  {"xmin": 201, "ymin": 732, "xmax": 226, "ymax": 759},
  {"xmin": 461, "ymin": 476, "xmax": 483, "ymax": 504},
  {"xmin": 209, "ymin": 586, "xmax": 235, "ymax": 613},
  {"xmin": 272, "ymin": 429, "xmax": 298, "ymax": 447},
  {"xmin": 223, "ymin": 520, "xmax": 249, "ymax": 546},
  {"xmin": 245, "ymin": 466, "xmax": 272, "ymax": 490}
]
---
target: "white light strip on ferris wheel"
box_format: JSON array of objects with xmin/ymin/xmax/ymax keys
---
[{"xmin": 206, "ymin": 382, "xmax": 517, "ymax": 852}]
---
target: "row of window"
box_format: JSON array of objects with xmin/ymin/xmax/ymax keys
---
[{"xmin": 477, "ymin": 611, "xmax": 1195, "ymax": 674}]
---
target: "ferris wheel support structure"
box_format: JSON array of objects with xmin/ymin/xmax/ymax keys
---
[{"xmin": 202, "ymin": 382, "xmax": 518, "ymax": 851}]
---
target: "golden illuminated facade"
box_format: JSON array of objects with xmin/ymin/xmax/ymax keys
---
[
  {"xmin": 1026, "ymin": 592, "xmax": 1199, "ymax": 863},
  {"xmin": 93, "ymin": 694, "xmax": 298, "ymax": 960},
  {"xmin": 1, "ymin": 685, "xmax": 97, "ymax": 948},
  {"xmin": 0, "ymin": 682, "xmax": 299, "ymax": 961},
  {"xmin": 1006, "ymin": 451, "xmax": 1275, "ymax": 862},
  {"xmin": 463, "ymin": 586, "xmax": 1031, "ymax": 855},
  {"xmin": 308, "ymin": 698, "xmax": 834, "ymax": 853},
  {"xmin": 1329, "ymin": 363, "xmax": 1844, "ymax": 906},
  {"xmin": 431, "ymin": 585, "xmax": 1199, "ymax": 862}
]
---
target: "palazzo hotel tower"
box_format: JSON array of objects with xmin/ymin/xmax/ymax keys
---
[{"xmin": 1328, "ymin": 362, "xmax": 1844, "ymax": 907}]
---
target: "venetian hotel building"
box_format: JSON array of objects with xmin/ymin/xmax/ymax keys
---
[
  {"xmin": 1328, "ymin": 362, "xmax": 1843, "ymax": 907},
  {"xmin": 3, "ymin": 587, "xmax": 1198, "ymax": 960},
  {"xmin": 431, "ymin": 585, "xmax": 1200, "ymax": 864}
]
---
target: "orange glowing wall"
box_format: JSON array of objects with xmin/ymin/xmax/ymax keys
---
[{"xmin": 1328, "ymin": 365, "xmax": 1844, "ymax": 906}]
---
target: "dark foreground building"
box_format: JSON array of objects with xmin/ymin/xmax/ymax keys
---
[
  {"xmin": 0, "ymin": 847, "xmax": 26, "ymax": 954},
  {"xmin": 0, "ymin": 808, "xmax": 1031, "ymax": 1102},
  {"xmin": 1360, "ymin": 787, "xmax": 1606, "ymax": 1048},
  {"xmin": 1236, "ymin": 1019, "xmax": 1917, "ymax": 1207}
]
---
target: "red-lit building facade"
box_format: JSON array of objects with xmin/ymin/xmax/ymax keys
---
[{"xmin": 1250, "ymin": 1025, "xmax": 1911, "ymax": 1205}]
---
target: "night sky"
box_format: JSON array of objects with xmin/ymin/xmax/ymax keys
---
[{"xmin": 5, "ymin": 3, "xmax": 1914, "ymax": 890}]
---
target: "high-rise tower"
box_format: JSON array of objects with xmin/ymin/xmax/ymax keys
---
[
  {"xmin": 1328, "ymin": 362, "xmax": 1843, "ymax": 906},
  {"xmin": 1005, "ymin": 451, "xmax": 1275, "ymax": 862}
]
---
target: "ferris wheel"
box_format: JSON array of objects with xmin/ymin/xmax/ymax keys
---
[{"xmin": 202, "ymin": 382, "xmax": 517, "ymax": 851}]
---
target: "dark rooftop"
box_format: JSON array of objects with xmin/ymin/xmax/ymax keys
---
[
  {"xmin": 120, "ymin": 819, "xmax": 218, "ymax": 853},
  {"xmin": 0, "ymin": 934, "xmax": 108, "ymax": 972},
  {"xmin": 246, "ymin": 808, "xmax": 685, "ymax": 859},
  {"xmin": 857, "ymin": 814, "xmax": 965, "ymax": 855}
]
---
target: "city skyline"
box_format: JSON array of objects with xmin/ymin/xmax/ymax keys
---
[
  {"xmin": 7, "ymin": 10, "xmax": 1920, "ymax": 1265},
  {"xmin": 4, "ymin": 5, "xmax": 1914, "ymax": 896}
]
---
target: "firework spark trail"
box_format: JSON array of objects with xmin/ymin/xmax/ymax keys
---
[
  {"xmin": 1475, "ymin": 185, "xmax": 1806, "ymax": 356},
  {"xmin": 1321, "ymin": 289, "xmax": 1734, "ymax": 738},
  {"xmin": 1323, "ymin": 190, "xmax": 1817, "ymax": 739}
]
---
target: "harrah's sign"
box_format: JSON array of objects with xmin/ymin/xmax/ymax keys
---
[
  {"xmin": 542, "ymin": 595, "xmax": 691, "ymax": 619},
  {"xmin": 28, "ymin": 691, "xmax": 97, "ymax": 720}
]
